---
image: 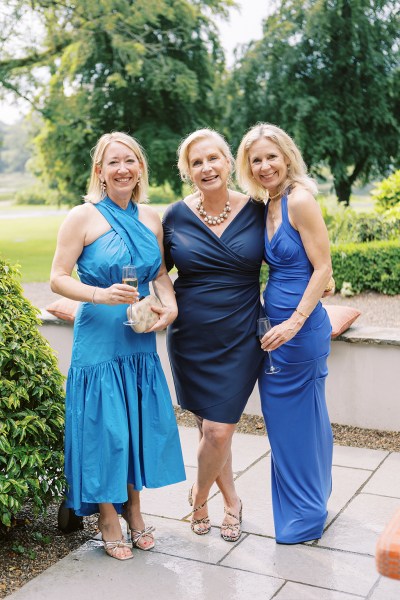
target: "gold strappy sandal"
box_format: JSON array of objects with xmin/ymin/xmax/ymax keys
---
[
  {"xmin": 103, "ymin": 538, "xmax": 133, "ymax": 561},
  {"xmin": 220, "ymin": 499, "xmax": 243, "ymax": 542},
  {"xmin": 130, "ymin": 525, "xmax": 155, "ymax": 551},
  {"xmin": 188, "ymin": 485, "xmax": 211, "ymax": 535}
]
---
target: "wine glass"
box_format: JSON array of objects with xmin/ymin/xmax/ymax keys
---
[
  {"xmin": 122, "ymin": 265, "xmax": 138, "ymax": 326},
  {"xmin": 257, "ymin": 317, "xmax": 281, "ymax": 375}
]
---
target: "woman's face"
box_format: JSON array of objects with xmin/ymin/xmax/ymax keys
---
[
  {"xmin": 97, "ymin": 141, "xmax": 141, "ymax": 202},
  {"xmin": 248, "ymin": 138, "xmax": 289, "ymax": 195},
  {"xmin": 188, "ymin": 138, "xmax": 230, "ymax": 195}
]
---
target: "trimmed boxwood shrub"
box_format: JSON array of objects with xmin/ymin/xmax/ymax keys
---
[
  {"xmin": 259, "ymin": 242, "xmax": 400, "ymax": 295},
  {"xmin": 0, "ymin": 260, "xmax": 65, "ymax": 529},
  {"xmin": 331, "ymin": 241, "xmax": 400, "ymax": 295}
]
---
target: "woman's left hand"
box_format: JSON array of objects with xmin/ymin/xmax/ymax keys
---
[
  {"xmin": 260, "ymin": 318, "xmax": 303, "ymax": 351},
  {"xmin": 145, "ymin": 304, "xmax": 178, "ymax": 332}
]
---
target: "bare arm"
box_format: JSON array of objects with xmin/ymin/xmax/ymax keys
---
[
  {"xmin": 137, "ymin": 205, "xmax": 178, "ymax": 331},
  {"xmin": 261, "ymin": 188, "xmax": 332, "ymax": 351},
  {"xmin": 50, "ymin": 204, "xmax": 138, "ymax": 306}
]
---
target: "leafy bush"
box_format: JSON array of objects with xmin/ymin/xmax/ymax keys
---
[
  {"xmin": 259, "ymin": 242, "xmax": 400, "ymax": 295},
  {"xmin": 371, "ymin": 170, "xmax": 400, "ymax": 211},
  {"xmin": 319, "ymin": 200, "xmax": 399, "ymax": 244},
  {"xmin": 148, "ymin": 183, "xmax": 178, "ymax": 204},
  {"xmin": 331, "ymin": 241, "xmax": 400, "ymax": 295},
  {"xmin": 15, "ymin": 186, "xmax": 61, "ymax": 206},
  {"xmin": 0, "ymin": 260, "xmax": 65, "ymax": 529}
]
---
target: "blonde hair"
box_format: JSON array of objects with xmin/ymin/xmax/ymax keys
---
[
  {"xmin": 85, "ymin": 131, "xmax": 149, "ymax": 204},
  {"xmin": 177, "ymin": 128, "xmax": 234, "ymax": 184},
  {"xmin": 236, "ymin": 123, "xmax": 317, "ymax": 200}
]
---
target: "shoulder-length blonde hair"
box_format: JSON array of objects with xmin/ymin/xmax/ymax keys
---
[
  {"xmin": 177, "ymin": 128, "xmax": 234, "ymax": 184},
  {"xmin": 236, "ymin": 123, "xmax": 317, "ymax": 200},
  {"xmin": 84, "ymin": 131, "xmax": 149, "ymax": 204}
]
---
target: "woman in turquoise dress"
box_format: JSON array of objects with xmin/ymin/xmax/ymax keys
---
[
  {"xmin": 50, "ymin": 132, "xmax": 185, "ymax": 561},
  {"xmin": 236, "ymin": 123, "xmax": 333, "ymax": 544}
]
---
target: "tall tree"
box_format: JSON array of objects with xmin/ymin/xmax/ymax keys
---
[
  {"xmin": 0, "ymin": 0, "xmax": 233, "ymax": 200},
  {"xmin": 225, "ymin": 0, "xmax": 399, "ymax": 205}
]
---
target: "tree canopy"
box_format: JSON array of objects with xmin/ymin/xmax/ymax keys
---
[
  {"xmin": 224, "ymin": 0, "xmax": 400, "ymax": 205},
  {"xmin": 1, "ymin": 0, "xmax": 234, "ymax": 201}
]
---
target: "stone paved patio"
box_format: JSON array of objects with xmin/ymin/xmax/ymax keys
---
[{"xmin": 6, "ymin": 426, "xmax": 400, "ymax": 600}]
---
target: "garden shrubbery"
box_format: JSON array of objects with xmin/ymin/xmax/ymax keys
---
[
  {"xmin": 371, "ymin": 170, "xmax": 400, "ymax": 211},
  {"xmin": 0, "ymin": 260, "xmax": 65, "ymax": 529}
]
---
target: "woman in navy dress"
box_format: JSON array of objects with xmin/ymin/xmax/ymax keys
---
[
  {"xmin": 50, "ymin": 132, "xmax": 185, "ymax": 560},
  {"xmin": 163, "ymin": 129, "xmax": 264, "ymax": 542},
  {"xmin": 236, "ymin": 123, "xmax": 333, "ymax": 544}
]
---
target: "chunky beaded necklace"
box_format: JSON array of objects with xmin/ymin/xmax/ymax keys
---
[{"xmin": 196, "ymin": 191, "xmax": 231, "ymax": 226}]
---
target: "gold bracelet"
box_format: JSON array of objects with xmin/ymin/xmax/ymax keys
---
[
  {"xmin": 295, "ymin": 308, "xmax": 309, "ymax": 319},
  {"xmin": 91, "ymin": 287, "xmax": 97, "ymax": 304}
]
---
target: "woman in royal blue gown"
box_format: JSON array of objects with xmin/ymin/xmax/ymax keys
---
[
  {"xmin": 236, "ymin": 123, "xmax": 333, "ymax": 544},
  {"xmin": 163, "ymin": 129, "xmax": 264, "ymax": 542},
  {"xmin": 50, "ymin": 132, "xmax": 185, "ymax": 561}
]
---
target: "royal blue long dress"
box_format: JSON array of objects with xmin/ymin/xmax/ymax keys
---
[
  {"xmin": 163, "ymin": 199, "xmax": 265, "ymax": 424},
  {"xmin": 259, "ymin": 193, "xmax": 333, "ymax": 544},
  {"xmin": 64, "ymin": 197, "xmax": 186, "ymax": 517}
]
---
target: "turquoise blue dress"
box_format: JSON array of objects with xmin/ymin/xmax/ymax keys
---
[
  {"xmin": 259, "ymin": 193, "xmax": 333, "ymax": 544},
  {"xmin": 64, "ymin": 197, "xmax": 186, "ymax": 517}
]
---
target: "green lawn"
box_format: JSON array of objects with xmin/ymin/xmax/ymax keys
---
[{"xmin": 0, "ymin": 213, "xmax": 65, "ymax": 282}]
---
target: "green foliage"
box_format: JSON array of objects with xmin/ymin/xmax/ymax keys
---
[
  {"xmin": 148, "ymin": 183, "xmax": 178, "ymax": 205},
  {"xmin": 2, "ymin": 0, "xmax": 233, "ymax": 200},
  {"xmin": 371, "ymin": 170, "xmax": 400, "ymax": 211},
  {"xmin": 0, "ymin": 260, "xmax": 65, "ymax": 528},
  {"xmin": 225, "ymin": 0, "xmax": 400, "ymax": 206},
  {"xmin": 319, "ymin": 201, "xmax": 400, "ymax": 244},
  {"xmin": 15, "ymin": 185, "xmax": 60, "ymax": 205},
  {"xmin": 259, "ymin": 242, "xmax": 400, "ymax": 295},
  {"xmin": 331, "ymin": 241, "xmax": 400, "ymax": 295}
]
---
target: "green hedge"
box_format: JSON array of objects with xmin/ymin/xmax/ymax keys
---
[
  {"xmin": 0, "ymin": 260, "xmax": 66, "ymax": 529},
  {"xmin": 331, "ymin": 241, "xmax": 400, "ymax": 295},
  {"xmin": 259, "ymin": 241, "xmax": 400, "ymax": 295}
]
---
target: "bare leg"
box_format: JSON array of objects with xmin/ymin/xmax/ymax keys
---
[
  {"xmin": 121, "ymin": 485, "xmax": 154, "ymax": 550},
  {"xmin": 98, "ymin": 503, "xmax": 133, "ymax": 560},
  {"xmin": 191, "ymin": 418, "xmax": 240, "ymax": 532}
]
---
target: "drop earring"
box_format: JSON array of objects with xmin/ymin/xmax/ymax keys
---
[{"xmin": 100, "ymin": 179, "xmax": 106, "ymax": 194}]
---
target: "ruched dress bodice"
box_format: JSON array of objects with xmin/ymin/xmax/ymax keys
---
[{"xmin": 163, "ymin": 199, "xmax": 265, "ymax": 423}]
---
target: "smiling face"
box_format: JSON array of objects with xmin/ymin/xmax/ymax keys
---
[
  {"xmin": 187, "ymin": 138, "xmax": 230, "ymax": 194},
  {"xmin": 97, "ymin": 141, "xmax": 142, "ymax": 204},
  {"xmin": 248, "ymin": 138, "xmax": 289, "ymax": 196}
]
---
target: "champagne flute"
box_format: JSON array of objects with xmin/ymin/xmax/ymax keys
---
[
  {"xmin": 122, "ymin": 265, "xmax": 138, "ymax": 325},
  {"xmin": 257, "ymin": 317, "xmax": 281, "ymax": 375}
]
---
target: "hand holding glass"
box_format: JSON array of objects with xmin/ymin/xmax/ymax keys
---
[
  {"xmin": 257, "ymin": 317, "xmax": 281, "ymax": 375},
  {"xmin": 122, "ymin": 265, "xmax": 138, "ymax": 326}
]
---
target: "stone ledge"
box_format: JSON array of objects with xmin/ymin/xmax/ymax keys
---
[
  {"xmin": 335, "ymin": 325, "xmax": 400, "ymax": 346},
  {"xmin": 39, "ymin": 310, "xmax": 400, "ymax": 346}
]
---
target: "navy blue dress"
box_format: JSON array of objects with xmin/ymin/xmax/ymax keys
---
[
  {"xmin": 259, "ymin": 193, "xmax": 333, "ymax": 544},
  {"xmin": 163, "ymin": 199, "xmax": 265, "ymax": 424}
]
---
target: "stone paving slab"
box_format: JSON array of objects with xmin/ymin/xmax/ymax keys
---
[
  {"xmin": 321, "ymin": 493, "xmax": 400, "ymax": 555},
  {"xmin": 363, "ymin": 452, "xmax": 400, "ymax": 497},
  {"xmin": 6, "ymin": 430, "xmax": 400, "ymax": 600},
  {"xmin": 7, "ymin": 542, "xmax": 283, "ymax": 600},
  {"xmin": 221, "ymin": 535, "xmax": 378, "ymax": 596},
  {"xmin": 274, "ymin": 582, "xmax": 363, "ymax": 600}
]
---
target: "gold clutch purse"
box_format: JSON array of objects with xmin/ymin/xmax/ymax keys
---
[
  {"xmin": 324, "ymin": 276, "xmax": 335, "ymax": 293},
  {"xmin": 128, "ymin": 295, "xmax": 162, "ymax": 333}
]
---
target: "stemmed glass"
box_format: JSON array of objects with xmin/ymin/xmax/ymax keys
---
[
  {"xmin": 122, "ymin": 265, "xmax": 138, "ymax": 326},
  {"xmin": 257, "ymin": 317, "xmax": 281, "ymax": 375}
]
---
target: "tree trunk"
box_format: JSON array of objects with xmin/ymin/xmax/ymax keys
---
[{"xmin": 334, "ymin": 178, "xmax": 352, "ymax": 206}]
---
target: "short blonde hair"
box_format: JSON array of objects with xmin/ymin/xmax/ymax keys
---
[
  {"xmin": 236, "ymin": 123, "xmax": 317, "ymax": 200},
  {"xmin": 85, "ymin": 131, "xmax": 149, "ymax": 204},
  {"xmin": 177, "ymin": 128, "xmax": 234, "ymax": 184}
]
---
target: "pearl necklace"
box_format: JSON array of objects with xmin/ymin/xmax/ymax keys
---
[{"xmin": 196, "ymin": 191, "xmax": 231, "ymax": 226}]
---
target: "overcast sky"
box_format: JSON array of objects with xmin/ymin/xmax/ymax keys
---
[{"xmin": 0, "ymin": 1, "xmax": 269, "ymax": 125}]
